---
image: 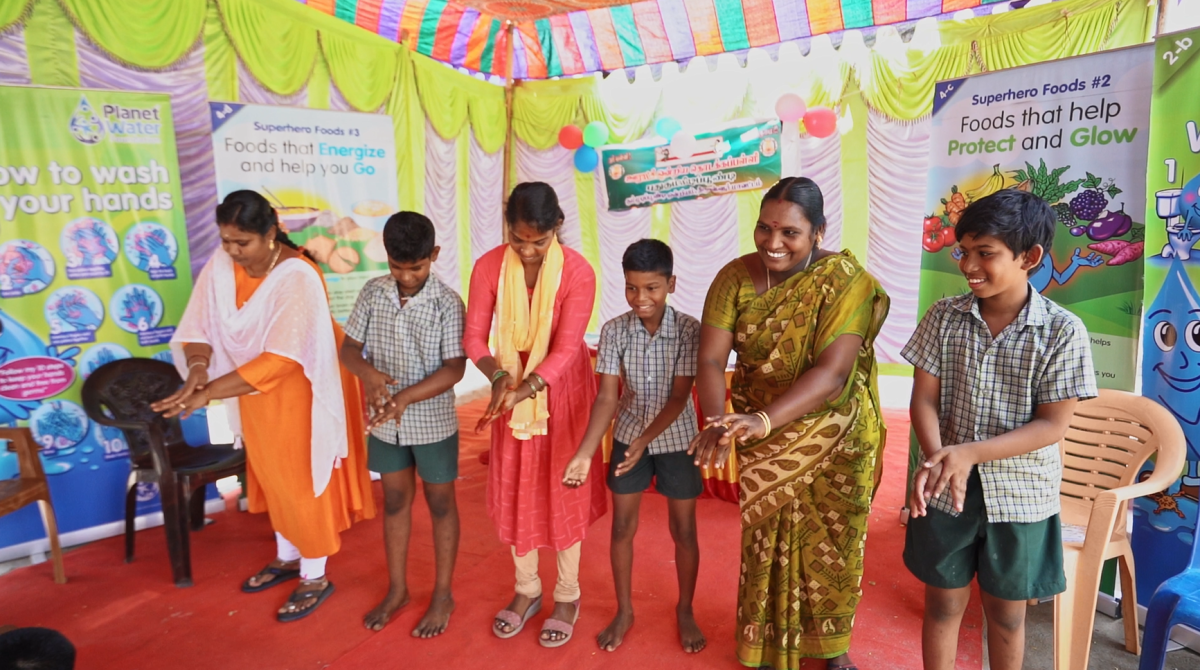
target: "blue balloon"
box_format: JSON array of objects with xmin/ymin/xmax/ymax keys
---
[
  {"xmin": 574, "ymin": 146, "xmax": 599, "ymax": 172},
  {"xmin": 655, "ymin": 117, "xmax": 682, "ymax": 141}
]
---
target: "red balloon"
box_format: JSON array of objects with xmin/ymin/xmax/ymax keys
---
[
  {"xmin": 802, "ymin": 107, "xmax": 838, "ymax": 139},
  {"xmin": 559, "ymin": 125, "xmax": 584, "ymax": 150}
]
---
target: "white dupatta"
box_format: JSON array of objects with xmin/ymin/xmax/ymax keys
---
[{"xmin": 170, "ymin": 249, "xmax": 346, "ymax": 496}]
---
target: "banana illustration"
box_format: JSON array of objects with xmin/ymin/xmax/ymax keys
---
[{"xmin": 965, "ymin": 164, "xmax": 1006, "ymax": 202}]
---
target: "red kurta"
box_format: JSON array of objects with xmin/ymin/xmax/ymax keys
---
[{"xmin": 464, "ymin": 245, "xmax": 606, "ymax": 554}]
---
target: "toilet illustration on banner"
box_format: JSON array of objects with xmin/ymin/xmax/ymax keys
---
[{"xmin": 1156, "ymin": 172, "xmax": 1200, "ymax": 260}]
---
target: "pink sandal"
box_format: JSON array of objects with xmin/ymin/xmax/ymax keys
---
[
  {"xmin": 493, "ymin": 595, "xmax": 542, "ymax": 639},
  {"xmin": 539, "ymin": 599, "xmax": 580, "ymax": 648}
]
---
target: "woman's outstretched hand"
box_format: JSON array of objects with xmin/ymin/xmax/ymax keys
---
[
  {"xmin": 152, "ymin": 384, "xmax": 209, "ymax": 420},
  {"xmin": 710, "ymin": 413, "xmax": 768, "ymax": 447},
  {"xmin": 152, "ymin": 368, "xmax": 208, "ymax": 412},
  {"xmin": 476, "ymin": 376, "xmax": 517, "ymax": 432},
  {"xmin": 151, "ymin": 368, "xmax": 209, "ymax": 419},
  {"xmin": 562, "ymin": 454, "xmax": 592, "ymax": 488},
  {"xmin": 688, "ymin": 425, "xmax": 729, "ymax": 470}
]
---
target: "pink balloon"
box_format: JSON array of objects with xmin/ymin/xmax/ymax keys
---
[
  {"xmin": 802, "ymin": 107, "xmax": 837, "ymax": 138},
  {"xmin": 775, "ymin": 94, "xmax": 807, "ymax": 123}
]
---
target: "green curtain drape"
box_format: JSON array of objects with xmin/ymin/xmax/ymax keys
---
[
  {"xmin": 320, "ymin": 31, "xmax": 399, "ymax": 113},
  {"xmin": 216, "ymin": 0, "xmax": 318, "ymax": 96},
  {"xmin": 57, "ymin": 0, "xmax": 205, "ymax": 69},
  {"xmin": 411, "ymin": 54, "xmax": 507, "ymax": 153},
  {"xmin": 861, "ymin": 0, "xmax": 1153, "ymax": 120},
  {"xmin": 0, "ymin": 0, "xmax": 35, "ymax": 33}
]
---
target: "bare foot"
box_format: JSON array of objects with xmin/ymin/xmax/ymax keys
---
[
  {"xmin": 412, "ymin": 592, "xmax": 455, "ymax": 638},
  {"xmin": 540, "ymin": 601, "xmax": 579, "ymax": 644},
  {"xmin": 494, "ymin": 593, "xmax": 537, "ymax": 635},
  {"xmin": 363, "ymin": 588, "xmax": 410, "ymax": 631},
  {"xmin": 597, "ymin": 609, "xmax": 634, "ymax": 651},
  {"xmin": 678, "ymin": 607, "xmax": 706, "ymax": 653}
]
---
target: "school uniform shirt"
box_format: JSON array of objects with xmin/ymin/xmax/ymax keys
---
[
  {"xmin": 596, "ymin": 306, "xmax": 700, "ymax": 455},
  {"xmin": 344, "ymin": 273, "xmax": 465, "ymax": 446},
  {"xmin": 900, "ymin": 285, "xmax": 1098, "ymax": 524}
]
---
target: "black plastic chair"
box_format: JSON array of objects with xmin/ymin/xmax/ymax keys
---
[{"xmin": 81, "ymin": 358, "xmax": 244, "ymax": 587}]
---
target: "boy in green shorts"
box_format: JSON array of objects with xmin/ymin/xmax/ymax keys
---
[
  {"xmin": 902, "ymin": 190, "xmax": 1098, "ymax": 670},
  {"xmin": 340, "ymin": 212, "xmax": 466, "ymax": 638},
  {"xmin": 563, "ymin": 239, "xmax": 705, "ymax": 654}
]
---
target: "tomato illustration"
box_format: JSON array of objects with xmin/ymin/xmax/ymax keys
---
[
  {"xmin": 923, "ymin": 216, "xmax": 941, "ymax": 232},
  {"xmin": 939, "ymin": 226, "xmax": 957, "ymax": 247},
  {"xmin": 923, "ymin": 230, "xmax": 944, "ymax": 253}
]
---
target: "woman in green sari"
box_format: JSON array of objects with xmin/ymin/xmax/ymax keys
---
[{"xmin": 691, "ymin": 177, "xmax": 889, "ymax": 670}]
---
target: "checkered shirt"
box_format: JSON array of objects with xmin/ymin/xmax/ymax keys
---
[
  {"xmin": 901, "ymin": 286, "xmax": 1098, "ymax": 523},
  {"xmin": 344, "ymin": 274, "xmax": 465, "ymax": 445},
  {"xmin": 596, "ymin": 306, "xmax": 700, "ymax": 455}
]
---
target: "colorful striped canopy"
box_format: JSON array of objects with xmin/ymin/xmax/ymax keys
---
[{"xmin": 298, "ymin": 0, "xmax": 1011, "ymax": 78}]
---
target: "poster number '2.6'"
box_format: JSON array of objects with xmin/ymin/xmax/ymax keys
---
[{"xmin": 1163, "ymin": 38, "xmax": 1194, "ymax": 66}]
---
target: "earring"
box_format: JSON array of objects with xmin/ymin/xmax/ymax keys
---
[{"xmin": 269, "ymin": 240, "xmax": 276, "ymax": 251}]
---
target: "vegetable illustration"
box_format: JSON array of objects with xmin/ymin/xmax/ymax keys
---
[
  {"xmin": 1070, "ymin": 226, "xmax": 1086, "ymax": 237},
  {"xmin": 923, "ymin": 216, "xmax": 941, "ymax": 232},
  {"xmin": 923, "ymin": 230, "xmax": 944, "ymax": 253},
  {"xmin": 1087, "ymin": 204, "xmax": 1133, "ymax": 241},
  {"xmin": 1109, "ymin": 242, "xmax": 1143, "ymax": 266},
  {"xmin": 1086, "ymin": 239, "xmax": 1145, "ymax": 266},
  {"xmin": 965, "ymin": 165, "xmax": 1005, "ymax": 201},
  {"xmin": 940, "ymin": 227, "xmax": 956, "ymax": 246},
  {"xmin": 1088, "ymin": 240, "xmax": 1129, "ymax": 256},
  {"xmin": 1010, "ymin": 159, "xmax": 1084, "ymax": 205},
  {"xmin": 941, "ymin": 187, "xmax": 967, "ymax": 225}
]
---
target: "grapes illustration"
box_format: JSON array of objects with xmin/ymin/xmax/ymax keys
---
[
  {"xmin": 1053, "ymin": 203, "xmax": 1076, "ymax": 227},
  {"xmin": 1069, "ymin": 188, "xmax": 1107, "ymax": 222}
]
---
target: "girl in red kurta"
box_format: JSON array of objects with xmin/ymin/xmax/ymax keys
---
[{"xmin": 465, "ymin": 182, "xmax": 605, "ymax": 647}]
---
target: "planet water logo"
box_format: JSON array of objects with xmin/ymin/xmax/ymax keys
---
[
  {"xmin": 69, "ymin": 96, "xmax": 164, "ymax": 145},
  {"xmin": 69, "ymin": 96, "xmax": 104, "ymax": 145}
]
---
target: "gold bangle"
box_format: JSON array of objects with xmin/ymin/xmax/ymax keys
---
[{"xmin": 754, "ymin": 411, "xmax": 772, "ymax": 436}]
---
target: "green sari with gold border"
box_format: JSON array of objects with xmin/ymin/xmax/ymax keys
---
[{"xmin": 702, "ymin": 251, "xmax": 889, "ymax": 667}]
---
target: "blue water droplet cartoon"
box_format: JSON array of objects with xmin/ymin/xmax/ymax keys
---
[
  {"xmin": 89, "ymin": 464, "xmax": 99, "ymax": 471},
  {"xmin": 78, "ymin": 457, "xmax": 88, "ymax": 464},
  {"xmin": 1143, "ymin": 259, "xmax": 1200, "ymax": 464},
  {"xmin": 80, "ymin": 446, "xmax": 94, "ymax": 454},
  {"xmin": 69, "ymin": 96, "xmax": 105, "ymax": 145}
]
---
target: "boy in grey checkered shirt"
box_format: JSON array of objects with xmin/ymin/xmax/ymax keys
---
[
  {"xmin": 901, "ymin": 190, "xmax": 1098, "ymax": 670},
  {"xmin": 339, "ymin": 212, "xmax": 466, "ymax": 639},
  {"xmin": 562, "ymin": 239, "xmax": 705, "ymax": 654}
]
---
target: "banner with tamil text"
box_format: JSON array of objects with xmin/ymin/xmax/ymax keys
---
[{"xmin": 601, "ymin": 119, "xmax": 782, "ymax": 211}]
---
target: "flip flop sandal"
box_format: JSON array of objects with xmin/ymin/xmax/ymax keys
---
[
  {"xmin": 539, "ymin": 599, "xmax": 581, "ymax": 648},
  {"xmin": 277, "ymin": 580, "xmax": 335, "ymax": 623},
  {"xmin": 493, "ymin": 595, "xmax": 543, "ymax": 639},
  {"xmin": 241, "ymin": 563, "xmax": 301, "ymax": 593}
]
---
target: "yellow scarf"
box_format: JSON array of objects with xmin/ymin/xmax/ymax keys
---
[{"xmin": 496, "ymin": 236, "xmax": 564, "ymax": 439}]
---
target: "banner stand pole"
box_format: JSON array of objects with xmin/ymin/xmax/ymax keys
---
[{"xmin": 501, "ymin": 20, "xmax": 516, "ymax": 244}]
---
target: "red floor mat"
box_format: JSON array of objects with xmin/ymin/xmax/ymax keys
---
[{"xmin": 0, "ymin": 402, "xmax": 982, "ymax": 669}]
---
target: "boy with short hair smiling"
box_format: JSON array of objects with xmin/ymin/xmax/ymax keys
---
[
  {"xmin": 902, "ymin": 189, "xmax": 1097, "ymax": 670},
  {"xmin": 340, "ymin": 212, "xmax": 466, "ymax": 638},
  {"xmin": 563, "ymin": 239, "xmax": 706, "ymax": 654}
]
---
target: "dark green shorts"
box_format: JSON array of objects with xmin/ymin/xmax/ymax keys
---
[
  {"xmin": 904, "ymin": 468, "xmax": 1065, "ymax": 601},
  {"xmin": 367, "ymin": 433, "xmax": 459, "ymax": 484}
]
